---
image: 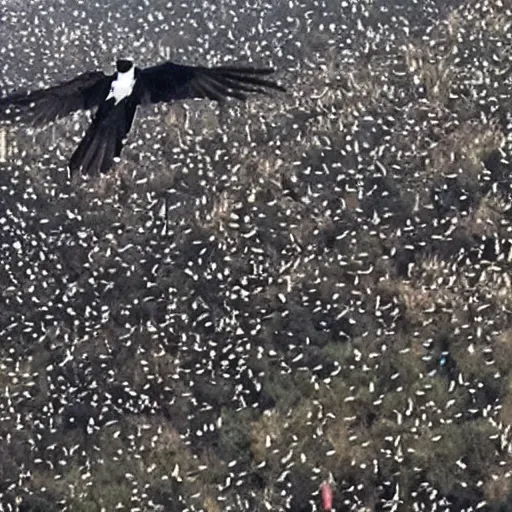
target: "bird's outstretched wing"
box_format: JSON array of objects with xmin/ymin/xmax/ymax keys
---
[
  {"xmin": 68, "ymin": 97, "xmax": 137, "ymax": 175},
  {"xmin": 0, "ymin": 71, "xmax": 112, "ymax": 125},
  {"xmin": 137, "ymin": 62, "xmax": 286, "ymax": 104}
]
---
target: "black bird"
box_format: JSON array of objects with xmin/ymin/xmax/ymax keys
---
[{"xmin": 0, "ymin": 58, "xmax": 285, "ymax": 175}]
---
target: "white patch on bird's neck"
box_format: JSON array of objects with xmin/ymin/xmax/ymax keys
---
[{"xmin": 107, "ymin": 66, "xmax": 135, "ymax": 104}]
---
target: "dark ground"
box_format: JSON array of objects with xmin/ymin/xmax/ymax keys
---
[{"xmin": 1, "ymin": 0, "xmax": 512, "ymax": 510}]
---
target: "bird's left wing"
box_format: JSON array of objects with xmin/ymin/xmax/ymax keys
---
[
  {"xmin": 0, "ymin": 71, "xmax": 112, "ymax": 125},
  {"xmin": 137, "ymin": 61, "xmax": 285, "ymax": 105}
]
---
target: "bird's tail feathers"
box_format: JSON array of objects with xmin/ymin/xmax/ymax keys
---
[{"xmin": 69, "ymin": 100, "xmax": 135, "ymax": 175}]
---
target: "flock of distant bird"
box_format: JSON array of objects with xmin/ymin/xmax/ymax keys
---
[{"xmin": 0, "ymin": 57, "xmax": 286, "ymax": 175}]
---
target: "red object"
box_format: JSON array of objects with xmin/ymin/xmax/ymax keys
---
[{"xmin": 321, "ymin": 482, "xmax": 333, "ymax": 511}]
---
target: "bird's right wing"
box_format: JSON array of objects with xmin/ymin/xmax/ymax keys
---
[
  {"xmin": 137, "ymin": 61, "xmax": 286, "ymax": 104},
  {"xmin": 0, "ymin": 71, "xmax": 112, "ymax": 125}
]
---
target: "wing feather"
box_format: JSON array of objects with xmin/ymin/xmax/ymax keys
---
[
  {"xmin": 138, "ymin": 62, "xmax": 285, "ymax": 104},
  {"xmin": 196, "ymin": 78, "xmax": 233, "ymax": 102},
  {"xmin": 0, "ymin": 71, "xmax": 112, "ymax": 125}
]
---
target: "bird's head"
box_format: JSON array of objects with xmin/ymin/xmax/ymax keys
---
[{"xmin": 116, "ymin": 59, "xmax": 134, "ymax": 73}]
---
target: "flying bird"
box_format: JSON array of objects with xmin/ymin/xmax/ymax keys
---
[{"xmin": 0, "ymin": 58, "xmax": 285, "ymax": 175}]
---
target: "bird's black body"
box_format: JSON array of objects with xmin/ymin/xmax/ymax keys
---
[{"xmin": 0, "ymin": 58, "xmax": 285, "ymax": 175}]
